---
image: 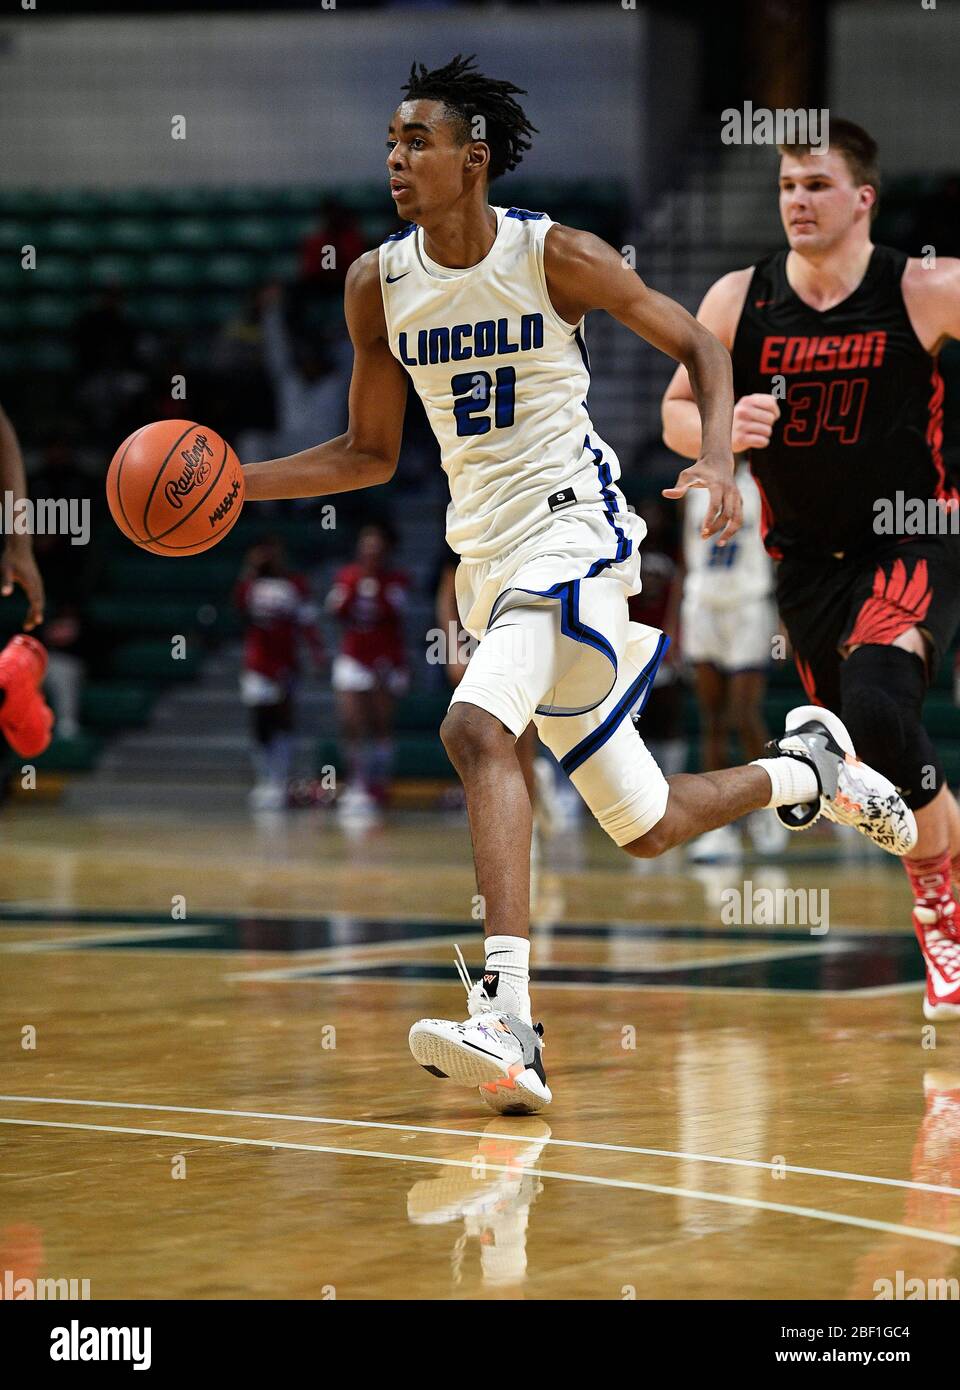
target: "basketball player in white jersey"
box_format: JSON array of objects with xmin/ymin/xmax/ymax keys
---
[
  {"xmin": 682, "ymin": 463, "xmax": 786, "ymax": 860},
  {"xmin": 242, "ymin": 58, "xmax": 916, "ymax": 1113}
]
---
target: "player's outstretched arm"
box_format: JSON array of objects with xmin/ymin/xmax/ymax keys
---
[
  {"xmin": 544, "ymin": 225, "xmax": 739, "ymax": 542},
  {"xmin": 0, "ymin": 402, "xmax": 44, "ymax": 629},
  {"xmin": 243, "ymin": 251, "xmax": 408, "ymax": 502},
  {"xmin": 661, "ymin": 269, "xmax": 753, "ymax": 462}
]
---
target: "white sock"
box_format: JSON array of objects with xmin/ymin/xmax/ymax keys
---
[
  {"xmin": 484, "ymin": 934, "xmax": 531, "ymax": 1021},
  {"xmin": 751, "ymin": 756, "xmax": 820, "ymax": 808}
]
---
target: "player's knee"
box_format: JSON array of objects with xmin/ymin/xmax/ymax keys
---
[
  {"xmin": 623, "ymin": 814, "xmax": 674, "ymax": 859},
  {"xmin": 840, "ymin": 644, "xmax": 942, "ymax": 810},
  {"xmin": 840, "ymin": 645, "xmax": 914, "ymax": 764},
  {"xmin": 439, "ymin": 701, "xmax": 511, "ymax": 772}
]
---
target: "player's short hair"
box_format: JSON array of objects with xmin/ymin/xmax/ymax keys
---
[
  {"xmin": 778, "ymin": 117, "xmax": 881, "ymax": 220},
  {"xmin": 401, "ymin": 53, "xmax": 538, "ymax": 182}
]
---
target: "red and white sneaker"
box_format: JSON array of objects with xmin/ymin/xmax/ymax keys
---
[
  {"xmin": 913, "ymin": 897, "xmax": 960, "ymax": 1020},
  {"xmin": 0, "ymin": 635, "xmax": 54, "ymax": 757}
]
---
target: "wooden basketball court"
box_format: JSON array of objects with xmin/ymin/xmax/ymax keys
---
[{"xmin": 1, "ymin": 803, "xmax": 958, "ymax": 1301}]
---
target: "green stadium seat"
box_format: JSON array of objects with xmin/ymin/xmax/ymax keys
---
[
  {"xmin": 394, "ymin": 692, "xmax": 450, "ymax": 731},
  {"xmin": 143, "ymin": 253, "xmax": 203, "ymax": 288},
  {"xmin": 0, "ymin": 220, "xmax": 31, "ymax": 251},
  {"xmin": 20, "ymin": 295, "xmax": 75, "ymax": 332},
  {"xmin": 108, "ymin": 639, "xmax": 202, "ymax": 681},
  {"xmin": 276, "ymin": 214, "xmax": 317, "ymax": 245},
  {"xmin": 264, "ymin": 251, "xmax": 299, "ymax": 282},
  {"xmin": 45, "ymin": 219, "xmax": 98, "ymax": 254},
  {"xmin": 213, "ymin": 187, "xmax": 276, "ymax": 214},
  {"xmin": 167, "ymin": 218, "xmax": 221, "ymax": 252},
  {"xmin": 88, "ymin": 253, "xmax": 144, "ymax": 290},
  {"xmin": 0, "ymin": 302, "xmax": 23, "ymax": 334},
  {"xmin": 157, "ymin": 187, "xmax": 218, "ymax": 215},
  {"xmin": 43, "ymin": 189, "xmax": 105, "ymax": 216},
  {"xmin": 201, "ymin": 252, "xmax": 261, "ymax": 288},
  {"xmin": 89, "ymin": 597, "xmax": 205, "ymax": 633},
  {"xmin": 0, "ymin": 190, "xmax": 48, "ymax": 217},
  {"xmin": 0, "ymin": 343, "xmax": 24, "ymax": 372},
  {"xmin": 105, "ymin": 554, "xmax": 238, "ymax": 595},
  {"xmin": 31, "ymin": 255, "xmax": 85, "ymax": 292},
  {"xmin": 35, "ymin": 730, "xmax": 101, "ymax": 772},
  {"xmin": 103, "ymin": 219, "xmax": 160, "ymax": 254},
  {"xmin": 192, "ymin": 291, "xmax": 247, "ymax": 327},
  {"xmin": 0, "ymin": 261, "xmax": 25, "ymax": 292},
  {"xmin": 222, "ymin": 217, "xmax": 278, "ymax": 252},
  {"xmin": 99, "ymin": 189, "xmax": 161, "ymax": 216},
  {"xmin": 81, "ymin": 682, "xmax": 156, "ymax": 728},
  {"xmin": 334, "ymin": 185, "xmax": 387, "ymax": 215},
  {"xmin": 274, "ymin": 187, "xmax": 326, "ymax": 213},
  {"xmin": 134, "ymin": 295, "xmax": 199, "ymax": 332},
  {"xmin": 21, "ymin": 340, "xmax": 74, "ymax": 371}
]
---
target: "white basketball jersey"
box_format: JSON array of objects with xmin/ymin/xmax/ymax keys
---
[
  {"xmin": 379, "ymin": 205, "xmax": 632, "ymax": 562},
  {"xmin": 683, "ymin": 462, "xmax": 774, "ymax": 609}
]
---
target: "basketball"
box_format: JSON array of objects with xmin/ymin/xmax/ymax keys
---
[{"xmin": 106, "ymin": 419, "xmax": 245, "ymax": 556}]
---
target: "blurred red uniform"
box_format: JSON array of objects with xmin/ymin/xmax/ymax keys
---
[
  {"xmin": 327, "ymin": 561, "xmax": 409, "ymax": 695},
  {"xmin": 235, "ymin": 571, "xmax": 319, "ymax": 696}
]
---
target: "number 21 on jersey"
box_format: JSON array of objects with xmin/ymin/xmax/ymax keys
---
[{"xmin": 452, "ymin": 368, "xmax": 517, "ymax": 436}]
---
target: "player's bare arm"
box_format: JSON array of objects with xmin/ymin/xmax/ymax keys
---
[
  {"xmin": 544, "ymin": 224, "xmax": 741, "ymax": 542},
  {"xmin": 242, "ymin": 250, "xmax": 408, "ymax": 502},
  {"xmin": 661, "ymin": 267, "xmax": 781, "ymax": 465},
  {"xmin": 902, "ymin": 255, "xmax": 960, "ymax": 353},
  {"xmin": 0, "ymin": 402, "xmax": 44, "ymax": 629}
]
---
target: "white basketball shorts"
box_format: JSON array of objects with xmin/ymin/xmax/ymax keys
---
[{"xmin": 448, "ymin": 505, "xmax": 670, "ymax": 845}]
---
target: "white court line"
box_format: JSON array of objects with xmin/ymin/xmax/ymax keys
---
[
  {"xmin": 1, "ymin": 1115, "xmax": 957, "ymax": 1249},
  {"xmin": 234, "ymin": 956, "xmax": 922, "ymax": 1000},
  {"xmin": 1, "ymin": 1093, "xmax": 956, "ymax": 1198},
  {"xmin": 0, "ymin": 927, "xmax": 209, "ymax": 953}
]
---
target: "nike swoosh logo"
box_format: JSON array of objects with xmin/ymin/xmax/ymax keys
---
[
  {"xmin": 930, "ymin": 963, "xmax": 960, "ymax": 999},
  {"xmin": 385, "ymin": 272, "xmax": 410, "ymax": 284}
]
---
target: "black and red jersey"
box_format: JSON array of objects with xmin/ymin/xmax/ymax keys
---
[{"xmin": 731, "ymin": 245, "xmax": 957, "ymax": 557}]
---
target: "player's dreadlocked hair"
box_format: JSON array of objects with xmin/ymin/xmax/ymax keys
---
[{"xmin": 401, "ymin": 53, "xmax": 537, "ymax": 181}]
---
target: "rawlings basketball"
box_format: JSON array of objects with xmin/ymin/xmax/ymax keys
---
[{"xmin": 107, "ymin": 420, "xmax": 245, "ymax": 556}]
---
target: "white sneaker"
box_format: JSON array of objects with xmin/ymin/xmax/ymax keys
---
[
  {"xmin": 746, "ymin": 810, "xmax": 789, "ymax": 855},
  {"xmin": 249, "ymin": 780, "xmax": 286, "ymax": 812},
  {"xmin": 336, "ymin": 783, "xmax": 377, "ymax": 824},
  {"xmin": 687, "ymin": 823, "xmax": 742, "ymax": 864},
  {"xmin": 409, "ymin": 948, "xmax": 551, "ymax": 1115},
  {"xmin": 771, "ymin": 705, "xmax": 917, "ymax": 856}
]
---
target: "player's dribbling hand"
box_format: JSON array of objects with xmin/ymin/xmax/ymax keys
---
[
  {"xmin": 731, "ymin": 393, "xmax": 780, "ymax": 453},
  {"xmin": 1, "ymin": 541, "xmax": 45, "ymax": 630},
  {"xmin": 662, "ymin": 456, "xmax": 743, "ymax": 545}
]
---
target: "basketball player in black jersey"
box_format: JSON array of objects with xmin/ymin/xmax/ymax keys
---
[{"xmin": 663, "ymin": 120, "xmax": 960, "ymax": 1021}]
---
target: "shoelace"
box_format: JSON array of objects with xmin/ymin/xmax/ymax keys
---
[{"xmin": 454, "ymin": 943, "xmax": 492, "ymax": 1004}]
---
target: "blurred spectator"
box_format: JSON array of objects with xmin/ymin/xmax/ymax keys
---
[
  {"xmin": 298, "ymin": 197, "xmax": 367, "ymax": 295},
  {"xmin": 71, "ymin": 288, "xmax": 148, "ymax": 447},
  {"xmin": 208, "ymin": 291, "xmax": 276, "ymax": 464},
  {"xmin": 234, "ymin": 536, "xmax": 323, "ymax": 811},
  {"xmin": 291, "ymin": 197, "xmax": 368, "ymax": 340},
  {"xmin": 680, "ymin": 462, "xmax": 784, "ymax": 861},
  {"xmin": 73, "ymin": 286, "xmax": 138, "ymax": 375},
  {"xmin": 259, "ymin": 283, "xmax": 350, "ymax": 469},
  {"xmin": 326, "ymin": 521, "xmax": 409, "ymax": 817}
]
